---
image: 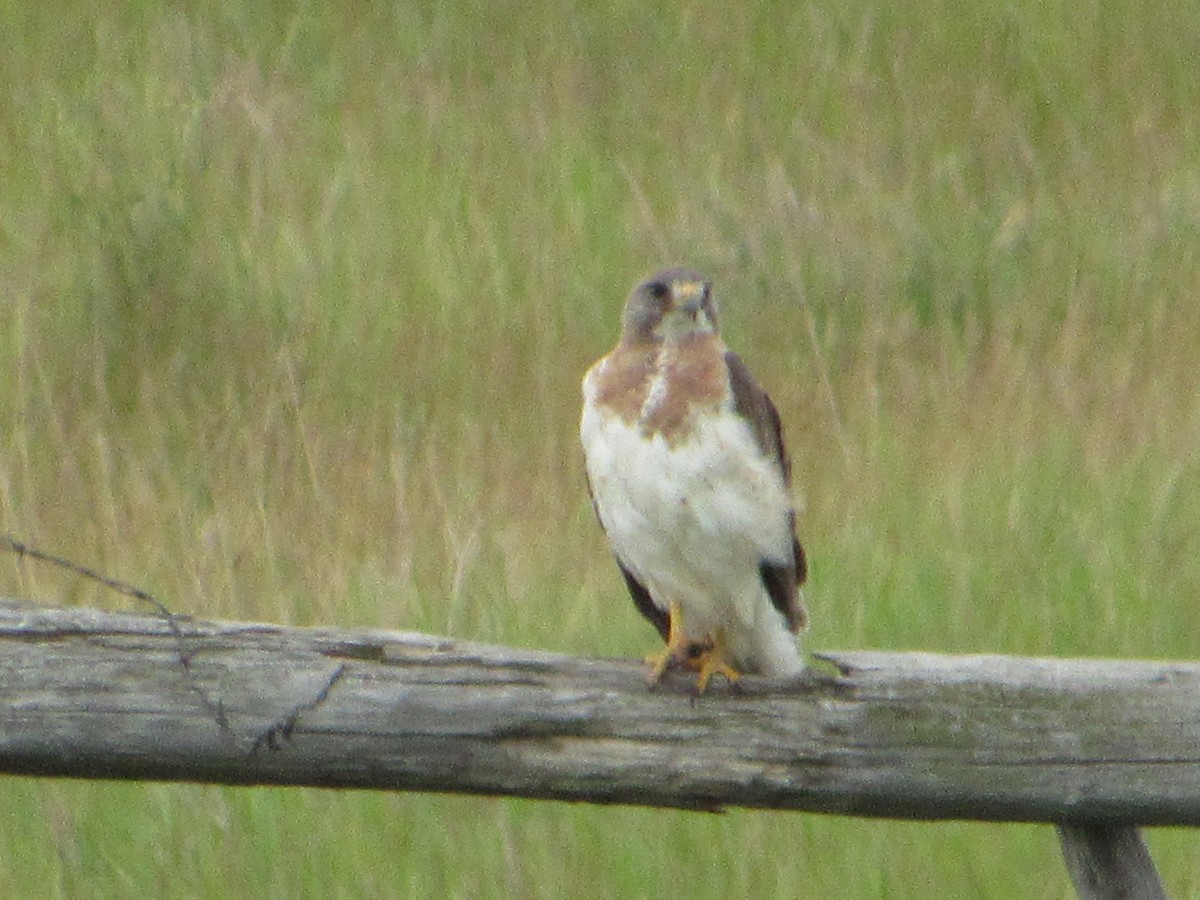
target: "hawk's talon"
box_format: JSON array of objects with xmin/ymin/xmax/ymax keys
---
[
  {"xmin": 644, "ymin": 606, "xmax": 742, "ymax": 694},
  {"xmin": 643, "ymin": 648, "xmax": 674, "ymax": 687},
  {"xmin": 690, "ymin": 629, "xmax": 742, "ymax": 694},
  {"xmin": 644, "ymin": 600, "xmax": 693, "ymax": 686}
]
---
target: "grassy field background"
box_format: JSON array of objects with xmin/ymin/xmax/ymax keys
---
[{"xmin": 2, "ymin": 0, "xmax": 1199, "ymax": 896}]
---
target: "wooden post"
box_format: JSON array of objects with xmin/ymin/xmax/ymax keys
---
[{"xmin": 1058, "ymin": 825, "xmax": 1167, "ymax": 900}]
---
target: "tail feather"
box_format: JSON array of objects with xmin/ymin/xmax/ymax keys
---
[{"xmin": 739, "ymin": 609, "xmax": 805, "ymax": 677}]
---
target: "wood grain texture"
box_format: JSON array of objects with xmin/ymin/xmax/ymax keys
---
[{"xmin": 2, "ymin": 599, "xmax": 1200, "ymax": 825}]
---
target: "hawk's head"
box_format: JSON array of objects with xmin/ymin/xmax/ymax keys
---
[{"xmin": 621, "ymin": 268, "xmax": 718, "ymax": 344}]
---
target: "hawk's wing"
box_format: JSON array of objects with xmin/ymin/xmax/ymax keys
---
[
  {"xmin": 725, "ymin": 351, "xmax": 808, "ymax": 631},
  {"xmin": 585, "ymin": 472, "xmax": 671, "ymax": 640}
]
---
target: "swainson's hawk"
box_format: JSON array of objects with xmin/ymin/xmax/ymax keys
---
[{"xmin": 580, "ymin": 268, "xmax": 808, "ymax": 691}]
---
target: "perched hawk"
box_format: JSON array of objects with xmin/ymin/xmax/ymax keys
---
[{"xmin": 580, "ymin": 268, "xmax": 808, "ymax": 691}]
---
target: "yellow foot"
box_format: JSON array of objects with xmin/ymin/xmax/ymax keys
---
[
  {"xmin": 688, "ymin": 630, "xmax": 742, "ymax": 693},
  {"xmin": 644, "ymin": 600, "xmax": 691, "ymax": 686}
]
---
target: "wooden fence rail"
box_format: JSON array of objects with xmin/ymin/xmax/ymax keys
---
[{"xmin": 1, "ymin": 599, "xmax": 1192, "ymax": 899}]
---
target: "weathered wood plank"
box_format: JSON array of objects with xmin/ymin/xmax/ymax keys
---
[
  {"xmin": 1058, "ymin": 825, "xmax": 1167, "ymax": 900},
  {"xmin": 2, "ymin": 599, "xmax": 1200, "ymax": 825}
]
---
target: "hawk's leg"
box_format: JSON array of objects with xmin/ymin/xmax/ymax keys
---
[
  {"xmin": 690, "ymin": 628, "xmax": 742, "ymax": 693},
  {"xmin": 644, "ymin": 600, "xmax": 691, "ymax": 686}
]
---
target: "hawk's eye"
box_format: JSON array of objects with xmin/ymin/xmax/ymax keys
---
[{"xmin": 648, "ymin": 282, "xmax": 670, "ymax": 301}]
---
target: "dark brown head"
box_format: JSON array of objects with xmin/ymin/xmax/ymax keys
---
[{"xmin": 620, "ymin": 267, "xmax": 719, "ymax": 345}]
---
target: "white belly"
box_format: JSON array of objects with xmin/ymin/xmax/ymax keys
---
[{"xmin": 581, "ymin": 400, "xmax": 802, "ymax": 675}]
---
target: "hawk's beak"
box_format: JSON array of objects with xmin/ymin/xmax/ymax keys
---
[{"xmin": 673, "ymin": 281, "xmax": 708, "ymax": 316}]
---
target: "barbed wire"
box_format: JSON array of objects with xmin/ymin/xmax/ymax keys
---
[{"xmin": 0, "ymin": 533, "xmax": 231, "ymax": 735}]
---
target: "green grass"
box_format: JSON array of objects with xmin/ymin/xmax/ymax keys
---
[{"xmin": 2, "ymin": 0, "xmax": 1200, "ymax": 896}]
